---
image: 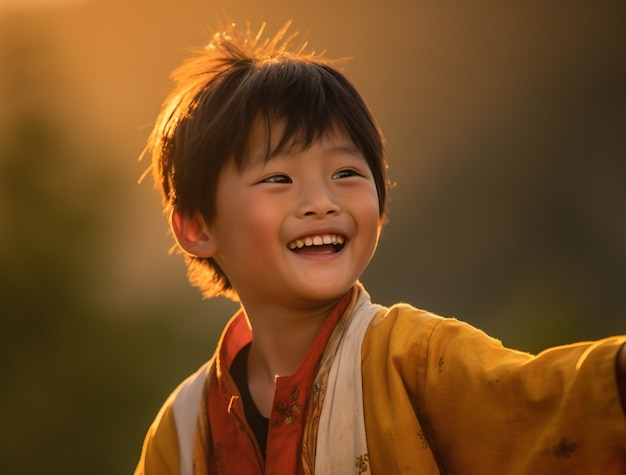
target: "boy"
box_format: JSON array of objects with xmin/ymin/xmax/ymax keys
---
[{"xmin": 134, "ymin": 22, "xmax": 626, "ymax": 474}]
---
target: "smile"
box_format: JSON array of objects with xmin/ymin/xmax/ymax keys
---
[{"xmin": 288, "ymin": 233, "xmax": 346, "ymax": 252}]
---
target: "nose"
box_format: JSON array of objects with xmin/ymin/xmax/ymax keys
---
[{"xmin": 296, "ymin": 179, "xmax": 340, "ymax": 218}]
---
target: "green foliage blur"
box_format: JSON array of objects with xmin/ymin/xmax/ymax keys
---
[
  {"xmin": 0, "ymin": 15, "xmax": 232, "ymax": 472},
  {"xmin": 0, "ymin": 108, "xmax": 234, "ymax": 473}
]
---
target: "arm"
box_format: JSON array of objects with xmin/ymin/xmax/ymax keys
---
[
  {"xmin": 618, "ymin": 342, "xmax": 626, "ymax": 414},
  {"xmin": 417, "ymin": 319, "xmax": 626, "ymax": 474}
]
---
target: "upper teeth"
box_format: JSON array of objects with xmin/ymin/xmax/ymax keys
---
[{"xmin": 288, "ymin": 234, "xmax": 345, "ymax": 250}]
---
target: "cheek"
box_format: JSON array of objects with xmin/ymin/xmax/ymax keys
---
[
  {"xmin": 229, "ymin": 200, "xmax": 284, "ymax": 244},
  {"xmin": 351, "ymin": 195, "xmax": 382, "ymax": 251},
  {"xmin": 355, "ymin": 188, "xmax": 382, "ymax": 224},
  {"xmin": 215, "ymin": 207, "xmax": 275, "ymax": 267}
]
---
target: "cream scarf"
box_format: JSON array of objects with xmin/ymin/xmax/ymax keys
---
[
  {"xmin": 171, "ymin": 284, "xmax": 383, "ymax": 474},
  {"xmin": 313, "ymin": 285, "xmax": 383, "ymax": 474}
]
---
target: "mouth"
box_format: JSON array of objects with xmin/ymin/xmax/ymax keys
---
[{"xmin": 287, "ymin": 233, "xmax": 346, "ymax": 254}]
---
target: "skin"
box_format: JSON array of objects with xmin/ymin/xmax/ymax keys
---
[{"xmin": 173, "ymin": 123, "xmax": 382, "ymax": 416}]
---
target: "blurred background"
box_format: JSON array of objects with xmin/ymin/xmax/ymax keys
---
[{"xmin": 1, "ymin": 0, "xmax": 625, "ymax": 473}]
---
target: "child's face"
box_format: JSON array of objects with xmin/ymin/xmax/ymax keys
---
[{"xmin": 207, "ymin": 122, "xmax": 382, "ymax": 311}]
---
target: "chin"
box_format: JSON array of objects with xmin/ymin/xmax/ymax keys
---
[{"xmin": 300, "ymin": 282, "xmax": 354, "ymax": 302}]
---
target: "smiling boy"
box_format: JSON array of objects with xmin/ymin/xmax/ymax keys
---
[{"xmin": 134, "ymin": 22, "xmax": 626, "ymax": 475}]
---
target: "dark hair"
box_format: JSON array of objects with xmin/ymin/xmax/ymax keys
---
[{"xmin": 144, "ymin": 21, "xmax": 388, "ymax": 300}]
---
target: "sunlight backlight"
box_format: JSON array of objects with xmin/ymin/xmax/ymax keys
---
[{"xmin": 0, "ymin": 0, "xmax": 94, "ymax": 13}]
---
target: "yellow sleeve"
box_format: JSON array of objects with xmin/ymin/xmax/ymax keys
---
[
  {"xmin": 133, "ymin": 394, "xmax": 181, "ymax": 475},
  {"xmin": 420, "ymin": 313, "xmax": 626, "ymax": 474},
  {"xmin": 362, "ymin": 304, "xmax": 626, "ymax": 475}
]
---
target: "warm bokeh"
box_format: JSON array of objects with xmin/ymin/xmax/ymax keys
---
[{"xmin": 1, "ymin": 1, "xmax": 625, "ymax": 473}]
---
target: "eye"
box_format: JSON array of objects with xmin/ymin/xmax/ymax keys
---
[
  {"xmin": 332, "ymin": 168, "xmax": 361, "ymax": 179},
  {"xmin": 261, "ymin": 174, "xmax": 292, "ymax": 184}
]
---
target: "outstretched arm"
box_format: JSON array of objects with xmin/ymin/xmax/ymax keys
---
[{"xmin": 618, "ymin": 343, "xmax": 626, "ymax": 414}]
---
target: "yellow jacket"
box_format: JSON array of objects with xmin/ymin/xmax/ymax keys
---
[
  {"xmin": 362, "ymin": 303, "xmax": 626, "ymax": 474},
  {"xmin": 134, "ymin": 294, "xmax": 626, "ymax": 474}
]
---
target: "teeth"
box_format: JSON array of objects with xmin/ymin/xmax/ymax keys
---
[{"xmin": 288, "ymin": 234, "xmax": 345, "ymax": 250}]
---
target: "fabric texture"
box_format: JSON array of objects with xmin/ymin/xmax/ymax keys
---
[
  {"xmin": 172, "ymin": 360, "xmax": 214, "ymax": 475},
  {"xmin": 313, "ymin": 288, "xmax": 382, "ymax": 475},
  {"xmin": 204, "ymin": 288, "xmax": 356, "ymax": 474},
  {"xmin": 361, "ymin": 304, "xmax": 626, "ymax": 474},
  {"xmin": 134, "ymin": 286, "xmax": 626, "ymax": 474}
]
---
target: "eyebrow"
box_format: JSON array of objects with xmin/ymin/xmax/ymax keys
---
[{"xmin": 324, "ymin": 143, "xmax": 364, "ymax": 158}]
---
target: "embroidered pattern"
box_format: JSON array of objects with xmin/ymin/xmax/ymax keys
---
[
  {"xmin": 438, "ymin": 355, "xmax": 445, "ymax": 373},
  {"xmin": 553, "ymin": 436, "xmax": 577, "ymax": 458},
  {"xmin": 355, "ymin": 453, "xmax": 369, "ymax": 474},
  {"xmin": 417, "ymin": 430, "xmax": 429, "ymax": 450},
  {"xmin": 312, "ymin": 381, "xmax": 325, "ymax": 396},
  {"xmin": 273, "ymin": 388, "xmax": 303, "ymax": 427}
]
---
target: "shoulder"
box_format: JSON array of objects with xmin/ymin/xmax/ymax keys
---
[
  {"xmin": 361, "ymin": 303, "xmax": 448, "ymax": 385},
  {"xmin": 362, "ymin": 302, "xmax": 514, "ymax": 388},
  {"xmin": 365, "ymin": 302, "xmax": 502, "ymax": 354},
  {"xmin": 133, "ymin": 385, "xmax": 181, "ymax": 475},
  {"xmin": 133, "ymin": 360, "xmax": 214, "ymax": 475}
]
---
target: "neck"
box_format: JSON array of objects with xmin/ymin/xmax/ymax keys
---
[
  {"xmin": 241, "ymin": 299, "xmax": 341, "ymax": 418},
  {"xmin": 244, "ymin": 300, "xmax": 339, "ymax": 378}
]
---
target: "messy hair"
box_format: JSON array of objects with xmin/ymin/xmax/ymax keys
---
[{"xmin": 144, "ymin": 21, "xmax": 388, "ymax": 300}]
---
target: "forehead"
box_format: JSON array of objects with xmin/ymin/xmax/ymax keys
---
[{"xmin": 240, "ymin": 117, "xmax": 360, "ymax": 169}]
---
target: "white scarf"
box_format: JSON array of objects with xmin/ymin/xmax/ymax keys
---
[
  {"xmin": 314, "ymin": 286, "xmax": 383, "ymax": 474},
  {"xmin": 171, "ymin": 287, "xmax": 383, "ymax": 475}
]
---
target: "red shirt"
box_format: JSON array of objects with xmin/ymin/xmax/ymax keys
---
[{"xmin": 206, "ymin": 291, "xmax": 352, "ymax": 474}]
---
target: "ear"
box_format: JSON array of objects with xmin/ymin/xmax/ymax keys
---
[{"xmin": 170, "ymin": 207, "xmax": 217, "ymax": 258}]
